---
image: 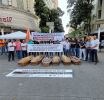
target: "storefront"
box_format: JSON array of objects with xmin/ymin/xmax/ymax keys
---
[{"xmin": 0, "ymin": 6, "xmax": 40, "ymax": 35}]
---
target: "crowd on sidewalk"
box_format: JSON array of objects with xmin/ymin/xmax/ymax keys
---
[
  {"xmin": 61, "ymin": 36, "xmax": 99, "ymax": 64},
  {"xmin": 0, "ymin": 35, "xmax": 101, "ymax": 64}
]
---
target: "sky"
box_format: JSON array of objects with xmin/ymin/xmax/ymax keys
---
[{"xmin": 58, "ymin": 0, "xmax": 69, "ymax": 35}]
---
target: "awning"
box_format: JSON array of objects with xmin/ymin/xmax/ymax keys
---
[{"xmin": 0, "ymin": 31, "xmax": 26, "ymax": 39}]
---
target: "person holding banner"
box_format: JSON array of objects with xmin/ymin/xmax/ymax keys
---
[
  {"xmin": 65, "ymin": 39, "xmax": 70, "ymax": 56},
  {"xmin": 27, "ymin": 39, "xmax": 34, "ymax": 56},
  {"xmin": 60, "ymin": 39, "xmax": 66, "ymax": 55}
]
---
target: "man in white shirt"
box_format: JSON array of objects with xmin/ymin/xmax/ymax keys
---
[
  {"xmin": 8, "ymin": 40, "xmax": 16, "ymax": 61},
  {"xmin": 21, "ymin": 40, "xmax": 27, "ymax": 58},
  {"xmin": 60, "ymin": 39, "xmax": 66, "ymax": 55},
  {"xmin": 90, "ymin": 36, "xmax": 99, "ymax": 64}
]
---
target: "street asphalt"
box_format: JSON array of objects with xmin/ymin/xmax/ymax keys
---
[{"xmin": 0, "ymin": 51, "xmax": 104, "ymax": 100}]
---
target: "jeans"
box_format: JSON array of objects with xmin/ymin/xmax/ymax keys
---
[
  {"xmin": 80, "ymin": 48, "xmax": 86, "ymax": 60},
  {"xmin": 50, "ymin": 52, "xmax": 53, "ymax": 57},
  {"xmin": 75, "ymin": 48, "xmax": 80, "ymax": 58},
  {"xmin": 86, "ymin": 49, "xmax": 91, "ymax": 61},
  {"xmin": 22, "ymin": 50, "xmax": 27, "ymax": 58},
  {"xmin": 0, "ymin": 47, "xmax": 2, "ymax": 54},
  {"xmin": 70, "ymin": 48, "xmax": 76, "ymax": 56},
  {"xmin": 66, "ymin": 49, "xmax": 69, "ymax": 56},
  {"xmin": 63, "ymin": 48, "xmax": 66, "ymax": 55},
  {"xmin": 0, "ymin": 46, "xmax": 5, "ymax": 55},
  {"xmin": 8, "ymin": 51, "xmax": 14, "ymax": 61},
  {"xmin": 90, "ymin": 49, "xmax": 98, "ymax": 62},
  {"xmin": 16, "ymin": 51, "xmax": 22, "ymax": 59}
]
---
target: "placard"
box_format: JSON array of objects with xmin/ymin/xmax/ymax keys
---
[{"xmin": 27, "ymin": 44, "xmax": 63, "ymax": 52}]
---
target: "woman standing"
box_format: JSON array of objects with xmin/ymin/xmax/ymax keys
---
[{"xmin": 15, "ymin": 39, "xmax": 22, "ymax": 59}]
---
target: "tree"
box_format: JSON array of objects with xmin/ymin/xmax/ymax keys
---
[
  {"xmin": 67, "ymin": 0, "xmax": 94, "ymax": 34},
  {"xmin": 68, "ymin": 29, "xmax": 85, "ymax": 38},
  {"xmin": 49, "ymin": 8, "xmax": 64, "ymax": 32},
  {"xmin": 34, "ymin": 0, "xmax": 64, "ymax": 32}
]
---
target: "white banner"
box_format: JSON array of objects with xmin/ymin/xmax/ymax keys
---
[
  {"xmin": 27, "ymin": 44, "xmax": 63, "ymax": 52},
  {"xmin": 6, "ymin": 69, "xmax": 73, "ymax": 78},
  {"xmin": 31, "ymin": 32, "xmax": 64, "ymax": 41}
]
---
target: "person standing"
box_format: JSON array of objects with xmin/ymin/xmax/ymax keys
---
[
  {"xmin": 85, "ymin": 36, "xmax": 91, "ymax": 61},
  {"xmin": 15, "ymin": 39, "xmax": 22, "ymax": 59},
  {"xmin": 90, "ymin": 36, "xmax": 99, "ymax": 64},
  {"xmin": 7, "ymin": 40, "xmax": 15, "ymax": 61},
  {"xmin": 21, "ymin": 40, "xmax": 27, "ymax": 58},
  {"xmin": 79, "ymin": 38, "xmax": 86, "ymax": 60},
  {"xmin": 60, "ymin": 39, "xmax": 66, "ymax": 55},
  {"xmin": 65, "ymin": 39, "xmax": 70, "ymax": 56},
  {"xmin": 75, "ymin": 39, "xmax": 80, "ymax": 58},
  {"xmin": 70, "ymin": 38, "xmax": 76, "ymax": 56},
  {"xmin": 0, "ymin": 39, "xmax": 5, "ymax": 55},
  {"xmin": 27, "ymin": 39, "xmax": 34, "ymax": 56}
]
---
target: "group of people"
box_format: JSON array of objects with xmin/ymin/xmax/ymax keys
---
[
  {"xmin": 7, "ymin": 39, "xmax": 28, "ymax": 61},
  {"xmin": 0, "ymin": 39, "xmax": 8, "ymax": 55},
  {"xmin": 61, "ymin": 36, "xmax": 99, "ymax": 64},
  {"xmin": 0, "ymin": 35, "xmax": 100, "ymax": 64}
]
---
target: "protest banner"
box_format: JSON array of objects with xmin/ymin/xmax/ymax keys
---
[
  {"xmin": 27, "ymin": 44, "xmax": 63, "ymax": 52},
  {"xmin": 31, "ymin": 32, "xmax": 64, "ymax": 41}
]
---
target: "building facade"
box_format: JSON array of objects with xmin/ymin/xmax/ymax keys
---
[
  {"xmin": 91, "ymin": 0, "xmax": 104, "ymax": 40},
  {"xmin": 0, "ymin": 0, "xmax": 40, "ymax": 35},
  {"xmin": 91, "ymin": 0, "xmax": 104, "ymax": 32},
  {"xmin": 43, "ymin": 0, "xmax": 58, "ymax": 9}
]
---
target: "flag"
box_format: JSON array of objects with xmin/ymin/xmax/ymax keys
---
[{"xmin": 26, "ymin": 28, "xmax": 30, "ymax": 42}]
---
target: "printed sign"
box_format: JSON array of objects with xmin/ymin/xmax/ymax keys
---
[
  {"xmin": 27, "ymin": 44, "xmax": 63, "ymax": 52},
  {"xmin": 31, "ymin": 32, "xmax": 64, "ymax": 41},
  {"xmin": 6, "ymin": 69, "xmax": 73, "ymax": 78},
  {"xmin": 0, "ymin": 17, "xmax": 12, "ymax": 23}
]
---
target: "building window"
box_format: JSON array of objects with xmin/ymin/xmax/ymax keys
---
[
  {"xmin": 97, "ymin": 24, "xmax": 100, "ymax": 29},
  {"xmin": 0, "ymin": 0, "xmax": 2, "ymax": 5},
  {"xmin": 100, "ymin": 0, "xmax": 102, "ymax": 7},
  {"xmin": 16, "ymin": 0, "xmax": 24, "ymax": 10},
  {"xmin": 92, "ymin": 24, "xmax": 94, "ymax": 31},
  {"xmin": 26, "ymin": 0, "xmax": 29, "ymax": 11},
  {"xmin": 98, "ymin": 10, "xmax": 101, "ymax": 19},
  {"xmin": 8, "ymin": 0, "xmax": 12, "ymax": 5}
]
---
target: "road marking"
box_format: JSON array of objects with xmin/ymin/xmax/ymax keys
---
[{"xmin": 6, "ymin": 69, "xmax": 73, "ymax": 78}]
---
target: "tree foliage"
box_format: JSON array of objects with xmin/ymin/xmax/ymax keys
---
[
  {"xmin": 68, "ymin": 29, "xmax": 85, "ymax": 38},
  {"xmin": 34, "ymin": 0, "xmax": 64, "ymax": 32},
  {"xmin": 67, "ymin": 0, "xmax": 94, "ymax": 33}
]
